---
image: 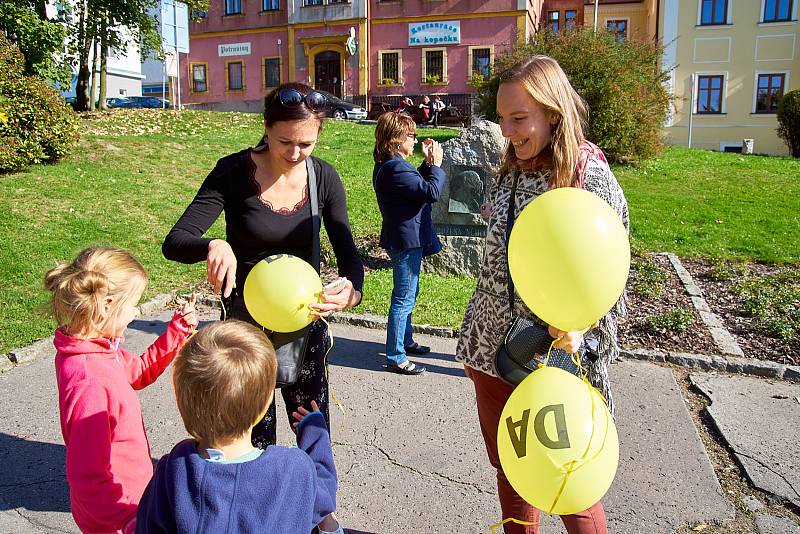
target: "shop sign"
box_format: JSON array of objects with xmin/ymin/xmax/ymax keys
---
[
  {"xmin": 408, "ymin": 21, "xmax": 461, "ymax": 46},
  {"xmin": 218, "ymin": 42, "xmax": 251, "ymax": 57}
]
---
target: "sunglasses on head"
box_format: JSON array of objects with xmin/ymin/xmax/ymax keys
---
[{"xmin": 276, "ymin": 88, "xmax": 327, "ymax": 112}]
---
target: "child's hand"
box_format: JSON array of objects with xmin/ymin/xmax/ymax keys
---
[
  {"xmin": 547, "ymin": 325, "xmax": 586, "ymax": 354},
  {"xmin": 180, "ymin": 292, "xmax": 198, "ymax": 329},
  {"xmin": 291, "ymin": 400, "xmax": 320, "ymax": 429},
  {"xmin": 480, "ymin": 202, "xmax": 492, "ymax": 219}
]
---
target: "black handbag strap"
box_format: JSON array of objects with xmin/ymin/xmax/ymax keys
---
[
  {"xmin": 505, "ymin": 174, "xmax": 520, "ymax": 311},
  {"xmin": 306, "ymin": 157, "xmax": 320, "ymax": 273}
]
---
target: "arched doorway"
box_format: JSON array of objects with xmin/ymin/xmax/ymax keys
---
[{"xmin": 314, "ymin": 51, "xmax": 341, "ymax": 97}]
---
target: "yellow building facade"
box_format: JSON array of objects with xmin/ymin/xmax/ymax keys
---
[
  {"xmin": 661, "ymin": 0, "xmax": 799, "ymax": 155},
  {"xmin": 584, "ymin": 0, "xmax": 659, "ymax": 43}
]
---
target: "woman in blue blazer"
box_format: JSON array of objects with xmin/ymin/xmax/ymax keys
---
[{"xmin": 372, "ymin": 112, "xmax": 446, "ymax": 374}]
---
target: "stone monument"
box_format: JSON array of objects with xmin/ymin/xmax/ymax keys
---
[{"xmin": 425, "ymin": 119, "xmax": 505, "ymax": 276}]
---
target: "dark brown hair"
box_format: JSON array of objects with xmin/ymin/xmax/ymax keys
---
[
  {"xmin": 256, "ymin": 82, "xmax": 325, "ymax": 147},
  {"xmin": 173, "ymin": 320, "xmax": 277, "ymax": 445},
  {"xmin": 373, "ymin": 111, "xmax": 416, "ymax": 163}
]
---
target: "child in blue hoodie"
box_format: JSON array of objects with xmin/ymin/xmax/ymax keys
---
[{"xmin": 136, "ymin": 320, "xmax": 341, "ymax": 534}]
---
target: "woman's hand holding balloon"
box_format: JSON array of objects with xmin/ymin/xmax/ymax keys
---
[
  {"xmin": 547, "ymin": 325, "xmax": 587, "ymax": 354},
  {"xmin": 309, "ymin": 277, "xmax": 361, "ymax": 318},
  {"xmin": 207, "ymin": 239, "xmax": 237, "ymax": 298}
]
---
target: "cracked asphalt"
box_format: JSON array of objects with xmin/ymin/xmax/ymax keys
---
[{"xmin": 0, "ymin": 307, "xmax": 765, "ymax": 533}]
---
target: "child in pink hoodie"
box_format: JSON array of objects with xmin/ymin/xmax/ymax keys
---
[{"xmin": 44, "ymin": 246, "xmax": 197, "ymax": 534}]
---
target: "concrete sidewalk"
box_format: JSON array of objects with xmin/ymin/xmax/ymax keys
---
[{"xmin": 0, "ymin": 307, "xmax": 795, "ymax": 533}]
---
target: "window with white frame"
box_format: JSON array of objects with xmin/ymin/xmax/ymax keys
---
[
  {"xmin": 225, "ymin": 0, "xmax": 242, "ymax": 15},
  {"xmin": 423, "ymin": 48, "xmax": 446, "ymax": 84},
  {"xmin": 303, "ymin": 0, "xmax": 323, "ymax": 5},
  {"xmin": 755, "ymin": 73, "xmax": 786, "ymax": 113},
  {"xmin": 762, "ymin": 0, "xmax": 794, "ymax": 22},
  {"xmin": 470, "ymin": 47, "xmax": 492, "ymax": 78},
  {"xmin": 191, "ymin": 63, "xmax": 207, "ymax": 92},
  {"xmin": 606, "ymin": 19, "xmax": 628, "ymax": 42},
  {"xmin": 700, "ymin": 0, "xmax": 728, "ymax": 25},
  {"xmin": 262, "ymin": 0, "xmax": 279, "ymax": 10},
  {"xmin": 380, "ymin": 51, "xmax": 401, "ymax": 85},
  {"xmin": 227, "ymin": 61, "xmax": 244, "ymax": 91},
  {"xmin": 264, "ymin": 58, "xmax": 280, "ymax": 87},
  {"xmin": 696, "ymin": 74, "xmax": 724, "ymax": 114}
]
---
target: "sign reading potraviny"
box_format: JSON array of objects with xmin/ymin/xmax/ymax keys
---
[
  {"xmin": 218, "ymin": 42, "xmax": 251, "ymax": 57},
  {"xmin": 408, "ymin": 21, "xmax": 461, "ymax": 46},
  {"xmin": 496, "ymin": 367, "xmax": 619, "ymax": 516}
]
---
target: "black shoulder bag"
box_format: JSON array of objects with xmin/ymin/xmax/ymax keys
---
[
  {"xmin": 494, "ymin": 174, "xmax": 598, "ymax": 387},
  {"xmin": 224, "ymin": 157, "xmax": 321, "ymax": 388}
]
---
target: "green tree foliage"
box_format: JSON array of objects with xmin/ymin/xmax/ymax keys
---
[
  {"xmin": 777, "ymin": 90, "xmax": 800, "ymax": 158},
  {"xmin": 0, "ymin": 34, "xmax": 79, "ymax": 173},
  {"xmin": 472, "ymin": 29, "xmax": 670, "ymax": 163},
  {"xmin": 0, "ymin": 1, "xmax": 72, "ymax": 88}
]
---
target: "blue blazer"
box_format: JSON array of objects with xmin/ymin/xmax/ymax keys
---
[{"xmin": 373, "ymin": 154, "xmax": 446, "ymax": 255}]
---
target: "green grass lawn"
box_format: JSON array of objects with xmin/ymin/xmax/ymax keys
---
[{"xmin": 1, "ymin": 110, "xmax": 798, "ymax": 354}]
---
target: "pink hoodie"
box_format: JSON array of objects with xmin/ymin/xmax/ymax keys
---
[{"xmin": 53, "ymin": 312, "xmax": 193, "ymax": 534}]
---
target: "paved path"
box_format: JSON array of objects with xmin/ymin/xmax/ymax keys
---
[{"xmin": 0, "ymin": 307, "xmax": 796, "ymax": 533}]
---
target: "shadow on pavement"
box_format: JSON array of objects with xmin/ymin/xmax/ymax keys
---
[
  {"xmin": 0, "ymin": 433, "xmax": 70, "ymax": 513},
  {"xmin": 329, "ymin": 336, "xmax": 465, "ymax": 378},
  {"xmin": 126, "ymin": 318, "xmax": 216, "ymax": 336}
]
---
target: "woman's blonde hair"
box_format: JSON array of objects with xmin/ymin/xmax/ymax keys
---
[
  {"xmin": 173, "ymin": 320, "xmax": 277, "ymax": 445},
  {"xmin": 498, "ymin": 55, "xmax": 587, "ymax": 188},
  {"xmin": 373, "ymin": 111, "xmax": 416, "ymax": 162},
  {"xmin": 43, "ymin": 246, "xmax": 147, "ymax": 336}
]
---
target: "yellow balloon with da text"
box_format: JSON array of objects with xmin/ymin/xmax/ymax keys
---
[
  {"xmin": 243, "ymin": 254, "xmax": 322, "ymax": 333},
  {"xmin": 497, "ymin": 367, "xmax": 619, "ymax": 515}
]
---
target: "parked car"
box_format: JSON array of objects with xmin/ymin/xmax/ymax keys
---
[
  {"xmin": 317, "ymin": 91, "xmax": 367, "ymax": 120},
  {"xmin": 105, "ymin": 97, "xmax": 133, "ymax": 108},
  {"xmin": 114, "ymin": 96, "xmax": 171, "ymax": 109}
]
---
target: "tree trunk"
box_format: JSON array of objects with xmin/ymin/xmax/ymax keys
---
[
  {"xmin": 89, "ymin": 37, "xmax": 98, "ymax": 111},
  {"xmin": 99, "ymin": 19, "xmax": 108, "ymax": 111},
  {"xmin": 75, "ymin": 0, "xmax": 91, "ymax": 111}
]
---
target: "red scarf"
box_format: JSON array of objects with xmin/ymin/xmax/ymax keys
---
[{"xmin": 511, "ymin": 141, "xmax": 606, "ymax": 189}]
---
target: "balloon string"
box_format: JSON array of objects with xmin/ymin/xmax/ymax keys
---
[
  {"xmin": 488, "ymin": 517, "xmax": 540, "ymax": 534},
  {"xmin": 319, "ymin": 316, "xmax": 347, "ymax": 436}
]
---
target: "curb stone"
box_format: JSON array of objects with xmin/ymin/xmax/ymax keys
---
[{"xmin": 664, "ymin": 253, "xmax": 745, "ymax": 357}]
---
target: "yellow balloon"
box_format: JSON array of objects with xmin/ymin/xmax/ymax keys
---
[
  {"xmin": 497, "ymin": 367, "xmax": 619, "ymax": 516},
  {"xmin": 508, "ymin": 187, "xmax": 630, "ymax": 332},
  {"xmin": 243, "ymin": 254, "xmax": 322, "ymax": 333}
]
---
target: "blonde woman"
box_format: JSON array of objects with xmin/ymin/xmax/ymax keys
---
[{"xmin": 456, "ymin": 56, "xmax": 629, "ymax": 533}]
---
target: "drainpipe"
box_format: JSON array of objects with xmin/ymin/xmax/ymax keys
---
[
  {"xmin": 688, "ymin": 73, "xmax": 695, "ymax": 148},
  {"xmin": 593, "ymin": 0, "xmax": 599, "ymax": 31}
]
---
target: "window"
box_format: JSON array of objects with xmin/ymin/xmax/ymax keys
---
[
  {"xmin": 303, "ymin": 0, "xmax": 323, "ymax": 5},
  {"xmin": 225, "ymin": 0, "xmax": 241, "ymax": 15},
  {"xmin": 548, "ymin": 11, "xmax": 559, "ymax": 33},
  {"xmin": 700, "ymin": 0, "xmax": 727, "ymax": 25},
  {"xmin": 696, "ymin": 75, "xmax": 724, "ymax": 114},
  {"xmin": 227, "ymin": 61, "xmax": 244, "ymax": 91},
  {"xmin": 380, "ymin": 51, "xmax": 400, "ymax": 84},
  {"xmin": 262, "ymin": 0, "xmax": 279, "ymax": 10},
  {"xmin": 423, "ymin": 49, "xmax": 445, "ymax": 84},
  {"xmin": 606, "ymin": 20, "xmax": 628, "ymax": 42},
  {"xmin": 471, "ymin": 47, "xmax": 491, "ymax": 78},
  {"xmin": 191, "ymin": 63, "xmax": 207, "ymax": 92},
  {"xmin": 263, "ymin": 58, "xmax": 280, "ymax": 87},
  {"xmin": 329, "ymin": 0, "xmax": 350, "ymax": 3},
  {"xmin": 565, "ymin": 10, "xmax": 577, "ymax": 30},
  {"xmin": 755, "ymin": 73, "xmax": 786, "ymax": 113},
  {"xmin": 762, "ymin": 0, "xmax": 794, "ymax": 22}
]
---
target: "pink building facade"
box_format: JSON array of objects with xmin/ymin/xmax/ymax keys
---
[{"xmin": 181, "ymin": 0, "xmax": 542, "ymax": 113}]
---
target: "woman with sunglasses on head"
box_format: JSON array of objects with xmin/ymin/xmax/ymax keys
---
[
  {"xmin": 163, "ymin": 83, "xmax": 362, "ymax": 534},
  {"xmin": 372, "ymin": 111, "xmax": 445, "ymax": 375}
]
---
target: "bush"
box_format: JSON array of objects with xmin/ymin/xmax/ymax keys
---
[
  {"xmin": 777, "ymin": 90, "xmax": 800, "ymax": 158},
  {"xmin": 734, "ymin": 271, "xmax": 800, "ymax": 342},
  {"xmin": 0, "ymin": 33, "xmax": 79, "ymax": 173},
  {"xmin": 631, "ymin": 256, "xmax": 668, "ymax": 299},
  {"xmin": 646, "ymin": 307, "xmax": 694, "ymax": 333},
  {"xmin": 472, "ymin": 28, "xmax": 670, "ymax": 163}
]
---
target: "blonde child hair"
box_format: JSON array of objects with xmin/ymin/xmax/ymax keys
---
[
  {"xmin": 44, "ymin": 246, "xmax": 147, "ymax": 337},
  {"xmin": 173, "ymin": 320, "xmax": 278, "ymax": 445},
  {"xmin": 498, "ymin": 55, "xmax": 588, "ymax": 188}
]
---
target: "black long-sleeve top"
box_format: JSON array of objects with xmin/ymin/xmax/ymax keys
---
[{"xmin": 163, "ymin": 149, "xmax": 364, "ymax": 296}]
